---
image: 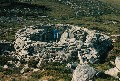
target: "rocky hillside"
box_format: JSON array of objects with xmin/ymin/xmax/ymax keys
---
[
  {"xmin": 58, "ymin": 0, "xmax": 119, "ymax": 17},
  {"xmin": 0, "ymin": 0, "xmax": 120, "ymax": 41},
  {"xmin": 0, "ymin": 0, "xmax": 120, "ymax": 81}
]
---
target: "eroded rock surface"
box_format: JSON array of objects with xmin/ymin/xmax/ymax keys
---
[
  {"xmin": 72, "ymin": 64, "xmax": 96, "ymax": 81},
  {"xmin": 105, "ymin": 57, "xmax": 120, "ymax": 78}
]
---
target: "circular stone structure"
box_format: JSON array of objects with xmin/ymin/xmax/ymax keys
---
[{"xmin": 14, "ymin": 24, "xmax": 112, "ymax": 64}]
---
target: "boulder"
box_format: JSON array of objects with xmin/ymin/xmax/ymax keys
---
[
  {"xmin": 105, "ymin": 67, "xmax": 119, "ymax": 78},
  {"xmin": 33, "ymin": 68, "xmax": 40, "ymax": 72},
  {"xmin": 115, "ymin": 57, "xmax": 120, "ymax": 70},
  {"xmin": 72, "ymin": 64, "xmax": 96, "ymax": 81},
  {"xmin": 3, "ymin": 65, "xmax": 8, "ymax": 69},
  {"xmin": 105, "ymin": 57, "xmax": 120, "ymax": 78}
]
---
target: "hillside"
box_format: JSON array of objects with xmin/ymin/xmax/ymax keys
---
[
  {"xmin": 0, "ymin": 0, "xmax": 74, "ymax": 41},
  {"xmin": 99, "ymin": 0, "xmax": 120, "ymax": 10},
  {"xmin": 59, "ymin": 0, "xmax": 119, "ymax": 17},
  {"xmin": 0, "ymin": 0, "xmax": 120, "ymax": 41},
  {"xmin": 0, "ymin": 0, "xmax": 120, "ymax": 81}
]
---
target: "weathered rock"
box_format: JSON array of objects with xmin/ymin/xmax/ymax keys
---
[
  {"xmin": 110, "ymin": 61, "xmax": 115, "ymax": 66},
  {"xmin": 115, "ymin": 57, "xmax": 120, "ymax": 70},
  {"xmin": 3, "ymin": 65, "xmax": 8, "ymax": 69},
  {"xmin": 33, "ymin": 68, "xmax": 40, "ymax": 72},
  {"xmin": 105, "ymin": 57, "xmax": 120, "ymax": 78},
  {"xmin": 20, "ymin": 64, "xmax": 29, "ymax": 74},
  {"xmin": 15, "ymin": 61, "xmax": 21, "ymax": 68},
  {"xmin": 105, "ymin": 67, "xmax": 119, "ymax": 78},
  {"xmin": 36, "ymin": 59, "xmax": 43, "ymax": 68},
  {"xmin": 72, "ymin": 64, "xmax": 96, "ymax": 81}
]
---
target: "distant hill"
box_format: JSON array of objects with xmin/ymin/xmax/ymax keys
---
[
  {"xmin": 58, "ymin": 0, "xmax": 120, "ymax": 17},
  {"xmin": 99, "ymin": 0, "xmax": 120, "ymax": 10}
]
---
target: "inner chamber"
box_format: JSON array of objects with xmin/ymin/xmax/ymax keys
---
[{"xmin": 29, "ymin": 26, "xmax": 65, "ymax": 42}]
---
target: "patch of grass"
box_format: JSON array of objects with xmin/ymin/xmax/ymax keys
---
[
  {"xmin": 31, "ymin": 0, "xmax": 74, "ymax": 19},
  {"xmin": 30, "ymin": 62, "xmax": 72, "ymax": 81},
  {"xmin": 0, "ymin": 0, "xmax": 120, "ymax": 81},
  {"xmin": 99, "ymin": 0, "xmax": 120, "ymax": 10}
]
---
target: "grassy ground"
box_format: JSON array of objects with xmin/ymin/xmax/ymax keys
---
[
  {"xmin": 99, "ymin": 0, "xmax": 120, "ymax": 10},
  {"xmin": 0, "ymin": 0, "xmax": 120, "ymax": 41},
  {"xmin": 31, "ymin": 0, "xmax": 74, "ymax": 19},
  {"xmin": 0, "ymin": 0, "xmax": 120, "ymax": 81},
  {"xmin": 0, "ymin": 0, "xmax": 74, "ymax": 41}
]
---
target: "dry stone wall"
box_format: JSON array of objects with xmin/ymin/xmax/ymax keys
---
[{"xmin": 14, "ymin": 24, "xmax": 112, "ymax": 64}]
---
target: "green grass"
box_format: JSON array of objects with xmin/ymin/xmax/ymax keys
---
[
  {"xmin": 0, "ymin": 0, "xmax": 120, "ymax": 81},
  {"xmin": 99, "ymin": 0, "xmax": 120, "ymax": 10},
  {"xmin": 0, "ymin": 0, "xmax": 74, "ymax": 41},
  {"xmin": 31, "ymin": 0, "xmax": 74, "ymax": 19},
  {"xmin": 30, "ymin": 62, "xmax": 72, "ymax": 81},
  {"xmin": 0, "ymin": 0, "xmax": 120, "ymax": 41}
]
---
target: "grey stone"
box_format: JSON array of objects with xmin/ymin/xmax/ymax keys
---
[
  {"xmin": 20, "ymin": 64, "xmax": 29, "ymax": 74},
  {"xmin": 105, "ymin": 57, "xmax": 120, "ymax": 78},
  {"xmin": 72, "ymin": 64, "xmax": 96, "ymax": 81},
  {"xmin": 115, "ymin": 57, "xmax": 120, "ymax": 70}
]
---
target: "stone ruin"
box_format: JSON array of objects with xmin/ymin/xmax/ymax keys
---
[
  {"xmin": 14, "ymin": 24, "xmax": 112, "ymax": 64},
  {"xmin": 0, "ymin": 24, "xmax": 113, "ymax": 81}
]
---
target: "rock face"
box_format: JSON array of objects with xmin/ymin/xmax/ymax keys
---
[
  {"xmin": 72, "ymin": 64, "xmax": 96, "ymax": 81},
  {"xmin": 14, "ymin": 24, "xmax": 112, "ymax": 64},
  {"xmin": 105, "ymin": 57, "xmax": 120, "ymax": 78}
]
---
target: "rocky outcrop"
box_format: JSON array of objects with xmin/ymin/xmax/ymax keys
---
[
  {"xmin": 72, "ymin": 64, "xmax": 96, "ymax": 81},
  {"xmin": 105, "ymin": 57, "xmax": 120, "ymax": 78}
]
